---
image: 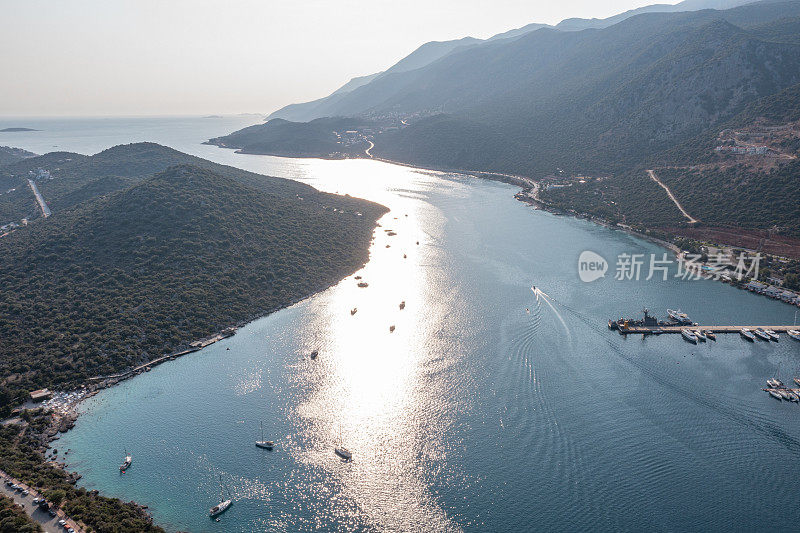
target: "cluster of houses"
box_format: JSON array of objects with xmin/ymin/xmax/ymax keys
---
[
  {"xmin": 714, "ymin": 145, "xmax": 770, "ymax": 155},
  {"xmin": 745, "ymin": 280, "xmax": 800, "ymax": 306}
]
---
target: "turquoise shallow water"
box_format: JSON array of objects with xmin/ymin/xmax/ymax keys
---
[{"xmin": 5, "ymin": 117, "xmax": 800, "ymax": 532}]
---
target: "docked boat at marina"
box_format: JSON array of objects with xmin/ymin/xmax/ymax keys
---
[
  {"xmin": 693, "ymin": 330, "xmax": 706, "ymax": 342},
  {"xmin": 740, "ymin": 329, "xmax": 755, "ymax": 341},
  {"xmin": 705, "ymin": 331, "xmax": 716, "ymax": 341},
  {"xmin": 668, "ymin": 309, "xmax": 693, "ymax": 324},
  {"xmin": 765, "ymin": 329, "xmax": 779, "ymax": 341},
  {"xmin": 794, "ymin": 377, "xmax": 800, "ymax": 387},
  {"xmin": 768, "ymin": 389, "xmax": 783, "ymax": 400},
  {"xmin": 778, "ymin": 389, "xmax": 792, "ymax": 401},
  {"xmin": 767, "ymin": 379, "xmax": 779, "ymax": 388},
  {"xmin": 787, "ymin": 330, "xmax": 800, "ymax": 341},
  {"xmin": 681, "ymin": 329, "xmax": 697, "ymax": 344},
  {"xmin": 753, "ymin": 329, "xmax": 771, "ymax": 341}
]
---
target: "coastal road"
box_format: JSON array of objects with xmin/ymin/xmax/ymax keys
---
[
  {"xmin": 28, "ymin": 179, "xmax": 52, "ymax": 218},
  {"xmin": 365, "ymin": 139, "xmax": 374, "ymax": 158},
  {"xmin": 0, "ymin": 468, "xmax": 84, "ymax": 532},
  {"xmin": 646, "ymin": 169, "xmax": 698, "ymax": 224}
]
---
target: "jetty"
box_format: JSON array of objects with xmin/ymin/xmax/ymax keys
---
[{"xmin": 618, "ymin": 325, "xmax": 798, "ymax": 335}]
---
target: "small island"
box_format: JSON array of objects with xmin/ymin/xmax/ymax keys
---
[{"xmin": 0, "ymin": 127, "xmax": 39, "ymax": 132}]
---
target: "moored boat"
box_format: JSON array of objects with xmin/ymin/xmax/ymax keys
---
[
  {"xmin": 794, "ymin": 377, "xmax": 800, "ymax": 387},
  {"xmin": 778, "ymin": 389, "xmax": 792, "ymax": 401},
  {"xmin": 740, "ymin": 329, "xmax": 755, "ymax": 341},
  {"xmin": 668, "ymin": 309, "xmax": 692, "ymax": 324},
  {"xmin": 768, "ymin": 389, "xmax": 783, "ymax": 400},
  {"xmin": 255, "ymin": 421, "xmax": 274, "ymax": 450},
  {"xmin": 754, "ymin": 328, "xmax": 771, "ymax": 341},
  {"xmin": 705, "ymin": 331, "xmax": 716, "ymax": 341},
  {"xmin": 767, "ymin": 378, "xmax": 779, "ymax": 388},
  {"xmin": 209, "ymin": 499, "xmax": 232, "ymax": 518},
  {"xmin": 765, "ymin": 329, "xmax": 779, "ymax": 341},
  {"xmin": 335, "ymin": 447, "xmax": 352, "ymax": 461},
  {"xmin": 119, "ymin": 452, "xmax": 132, "ymax": 472},
  {"xmin": 209, "ymin": 475, "xmax": 233, "ymax": 518},
  {"xmin": 681, "ymin": 329, "xmax": 697, "ymax": 344},
  {"xmin": 693, "ymin": 330, "xmax": 706, "ymax": 342},
  {"xmin": 787, "ymin": 330, "xmax": 800, "ymax": 341}
]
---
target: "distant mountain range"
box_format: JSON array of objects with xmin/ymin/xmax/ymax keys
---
[
  {"xmin": 267, "ymin": 0, "xmax": 761, "ymax": 122},
  {"xmin": 214, "ymin": 0, "xmax": 800, "ymax": 238}
]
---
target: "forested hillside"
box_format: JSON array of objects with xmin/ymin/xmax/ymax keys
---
[
  {"xmin": 0, "ymin": 164, "xmax": 386, "ymax": 412},
  {"xmin": 0, "ymin": 142, "xmax": 337, "ymax": 224}
]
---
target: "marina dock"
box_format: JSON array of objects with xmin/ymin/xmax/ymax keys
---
[{"xmin": 619, "ymin": 325, "xmax": 799, "ymax": 335}]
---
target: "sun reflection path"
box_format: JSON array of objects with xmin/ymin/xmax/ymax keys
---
[{"xmin": 289, "ymin": 159, "xmax": 470, "ymax": 531}]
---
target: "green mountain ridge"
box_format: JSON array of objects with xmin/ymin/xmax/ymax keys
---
[
  {"xmin": 0, "ymin": 142, "xmax": 338, "ymax": 224},
  {"xmin": 0, "ymin": 160, "xmax": 386, "ymax": 411}
]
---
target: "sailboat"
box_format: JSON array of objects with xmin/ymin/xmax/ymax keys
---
[
  {"xmin": 334, "ymin": 423, "xmax": 352, "ymax": 461},
  {"xmin": 119, "ymin": 451, "xmax": 132, "ymax": 472},
  {"xmin": 255, "ymin": 421, "xmax": 274, "ymax": 450},
  {"xmin": 209, "ymin": 474, "xmax": 233, "ymax": 518}
]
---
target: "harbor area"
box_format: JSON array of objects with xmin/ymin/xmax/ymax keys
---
[{"xmin": 608, "ymin": 308, "xmax": 800, "ymax": 340}]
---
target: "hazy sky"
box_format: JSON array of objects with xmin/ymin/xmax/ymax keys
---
[{"xmin": 0, "ymin": 0, "xmax": 677, "ymax": 117}]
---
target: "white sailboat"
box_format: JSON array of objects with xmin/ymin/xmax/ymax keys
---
[
  {"xmin": 255, "ymin": 421, "xmax": 274, "ymax": 450},
  {"xmin": 334, "ymin": 423, "xmax": 352, "ymax": 461},
  {"xmin": 209, "ymin": 474, "xmax": 233, "ymax": 518}
]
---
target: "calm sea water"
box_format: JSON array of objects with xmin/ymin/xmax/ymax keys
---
[{"xmin": 4, "ymin": 117, "xmax": 800, "ymax": 532}]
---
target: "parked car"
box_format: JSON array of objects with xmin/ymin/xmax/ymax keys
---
[
  {"xmin": 48, "ymin": 509, "xmax": 56, "ymax": 517},
  {"xmin": 58, "ymin": 519, "xmax": 66, "ymax": 527},
  {"xmin": 21, "ymin": 489, "xmax": 29, "ymax": 496}
]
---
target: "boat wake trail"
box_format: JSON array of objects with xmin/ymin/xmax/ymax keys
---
[
  {"xmin": 532, "ymin": 287, "xmax": 572, "ymax": 345},
  {"xmin": 540, "ymin": 292, "xmax": 800, "ymax": 455}
]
